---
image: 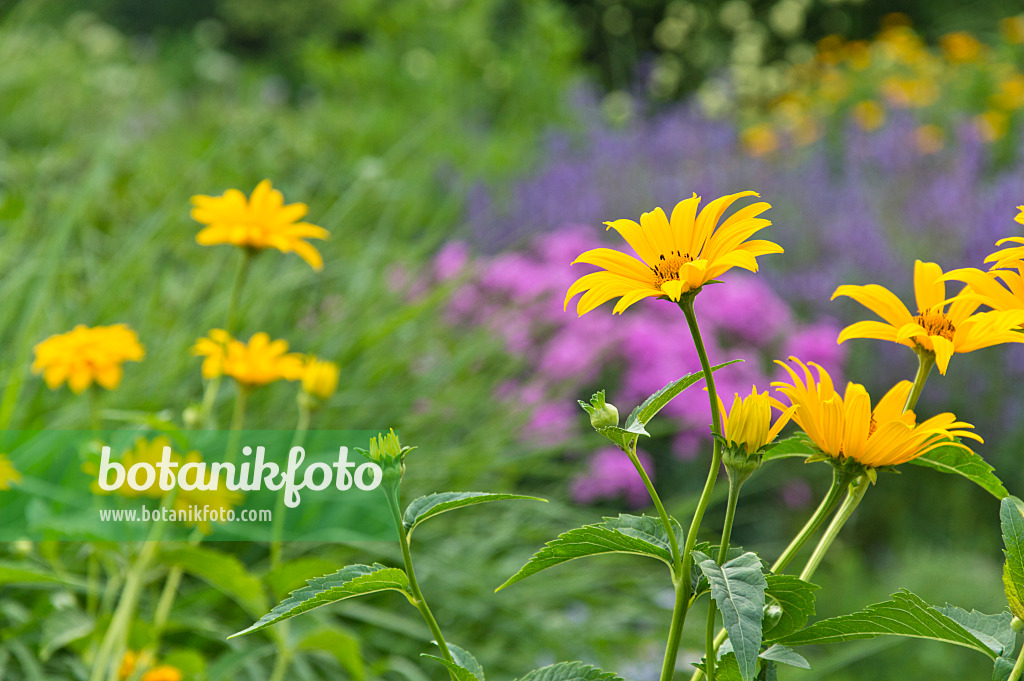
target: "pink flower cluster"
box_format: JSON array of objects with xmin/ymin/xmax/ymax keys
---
[{"xmin": 434, "ymin": 226, "xmax": 845, "ymax": 508}]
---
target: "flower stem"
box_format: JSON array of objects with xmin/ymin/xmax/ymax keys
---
[
  {"xmin": 625, "ymin": 441, "xmax": 681, "ymax": 571},
  {"xmin": 799, "ymin": 475, "xmax": 870, "ymax": 582},
  {"xmin": 704, "ymin": 476, "xmax": 743, "ymax": 681},
  {"xmin": 383, "ymin": 486, "xmax": 456, "ymax": 680},
  {"xmin": 1007, "ymin": 647, "xmax": 1024, "ymax": 681},
  {"xmin": 903, "ymin": 351, "xmax": 935, "ymax": 413},
  {"xmin": 657, "ymin": 294, "xmax": 726, "ymax": 681},
  {"xmin": 771, "ymin": 467, "xmax": 850, "ymax": 574}
]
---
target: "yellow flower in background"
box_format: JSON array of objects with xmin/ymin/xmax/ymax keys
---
[
  {"xmin": 914, "ymin": 124, "xmax": 946, "ymax": 155},
  {"xmin": 741, "ymin": 123, "xmax": 780, "ymax": 157},
  {"xmin": 975, "ymin": 110, "xmax": 1009, "ymax": 142},
  {"xmin": 940, "ymin": 31, "xmax": 984, "ymax": 63},
  {"xmin": 852, "ymin": 100, "xmax": 886, "ymax": 131},
  {"xmin": 32, "ymin": 324, "xmax": 144, "ymax": 393},
  {"xmin": 301, "ymin": 356, "xmax": 340, "ymax": 400},
  {"xmin": 992, "ymin": 74, "xmax": 1024, "ymax": 110},
  {"xmin": 1002, "ymin": 15, "xmax": 1024, "ymax": 45},
  {"xmin": 832, "ymin": 260, "xmax": 1024, "ymax": 374},
  {"xmin": 717, "ymin": 386, "xmax": 795, "ymax": 454},
  {"xmin": 0, "ymin": 454, "xmax": 22, "ymax": 490},
  {"xmin": 141, "ymin": 666, "xmax": 183, "ymax": 681},
  {"xmin": 88, "ymin": 437, "xmax": 181, "ymax": 498},
  {"xmin": 565, "ymin": 192, "xmax": 781, "ymax": 315},
  {"xmin": 772, "ymin": 357, "xmax": 981, "ymax": 469},
  {"xmin": 192, "ymin": 331, "xmax": 304, "ymax": 387},
  {"xmin": 843, "ymin": 40, "xmax": 871, "ymax": 70},
  {"xmin": 191, "ymin": 180, "xmax": 329, "ymax": 270},
  {"xmin": 119, "ymin": 651, "xmax": 141, "ymax": 680}
]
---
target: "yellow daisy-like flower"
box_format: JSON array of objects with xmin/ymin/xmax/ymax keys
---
[
  {"xmin": 832, "ymin": 260, "xmax": 1024, "ymax": 374},
  {"xmin": 977, "ymin": 206, "xmax": 1024, "ymax": 269},
  {"xmin": 941, "ymin": 263, "xmax": 1024, "ymax": 319},
  {"xmin": 141, "ymin": 666, "xmax": 183, "ymax": 681},
  {"xmin": 191, "ymin": 180, "xmax": 329, "ymax": 271},
  {"xmin": 0, "ymin": 454, "xmax": 22, "ymax": 490},
  {"xmin": 564, "ymin": 191, "xmax": 782, "ymax": 315},
  {"xmin": 772, "ymin": 357, "xmax": 981, "ymax": 469},
  {"xmin": 192, "ymin": 331, "xmax": 304, "ymax": 387},
  {"xmin": 32, "ymin": 324, "xmax": 145, "ymax": 393},
  {"xmin": 717, "ymin": 386, "xmax": 796, "ymax": 455},
  {"xmin": 301, "ymin": 356, "xmax": 340, "ymax": 400}
]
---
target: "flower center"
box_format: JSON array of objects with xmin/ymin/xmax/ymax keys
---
[
  {"xmin": 650, "ymin": 251, "xmax": 693, "ymax": 287},
  {"xmin": 913, "ymin": 310, "xmax": 956, "ymax": 341}
]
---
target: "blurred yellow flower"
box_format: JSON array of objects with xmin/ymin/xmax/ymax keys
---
[
  {"xmin": 975, "ymin": 110, "xmax": 1009, "ymax": 142},
  {"xmin": 32, "ymin": 324, "xmax": 144, "ymax": 394},
  {"xmin": 843, "ymin": 40, "xmax": 871, "ymax": 70},
  {"xmin": 852, "ymin": 100, "xmax": 886, "ymax": 131},
  {"xmin": 191, "ymin": 180, "xmax": 329, "ymax": 271},
  {"xmin": 301, "ymin": 356, "xmax": 340, "ymax": 400},
  {"xmin": 717, "ymin": 386, "xmax": 795, "ymax": 454},
  {"xmin": 0, "ymin": 454, "xmax": 22, "ymax": 490},
  {"xmin": 832, "ymin": 260, "xmax": 1024, "ymax": 374},
  {"xmin": 192, "ymin": 331, "xmax": 304, "ymax": 387},
  {"xmin": 815, "ymin": 35, "xmax": 845, "ymax": 65},
  {"xmin": 741, "ymin": 123, "xmax": 780, "ymax": 157},
  {"xmin": 772, "ymin": 357, "xmax": 981, "ymax": 469},
  {"xmin": 914, "ymin": 124, "xmax": 946, "ymax": 155},
  {"xmin": 142, "ymin": 667, "xmax": 183, "ymax": 681},
  {"xmin": 88, "ymin": 437, "xmax": 180, "ymax": 498},
  {"xmin": 565, "ymin": 192, "xmax": 781, "ymax": 315},
  {"xmin": 940, "ymin": 31, "xmax": 984, "ymax": 63},
  {"xmin": 119, "ymin": 651, "xmax": 141, "ymax": 680},
  {"xmin": 1001, "ymin": 15, "xmax": 1024, "ymax": 45},
  {"xmin": 992, "ymin": 73, "xmax": 1024, "ymax": 110}
]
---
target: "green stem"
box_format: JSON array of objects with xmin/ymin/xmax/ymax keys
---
[
  {"xmin": 658, "ymin": 293, "xmax": 725, "ymax": 681},
  {"xmin": 271, "ymin": 397, "xmax": 311, "ymax": 569},
  {"xmin": 383, "ymin": 486, "xmax": 455, "ymax": 678},
  {"xmin": 1008, "ymin": 647, "xmax": 1024, "ymax": 681},
  {"xmin": 771, "ymin": 467, "xmax": 851, "ymax": 574},
  {"xmin": 799, "ymin": 476, "xmax": 870, "ymax": 582},
  {"xmin": 198, "ymin": 250, "xmax": 252, "ymax": 427},
  {"xmin": 230, "ymin": 385, "xmax": 248, "ymax": 433},
  {"xmin": 625, "ymin": 441, "xmax": 681, "ymax": 571},
  {"xmin": 704, "ymin": 477, "xmax": 743, "ymax": 681},
  {"xmin": 89, "ymin": 388, "xmax": 102, "ymax": 431},
  {"xmin": 903, "ymin": 351, "xmax": 935, "ymax": 413}
]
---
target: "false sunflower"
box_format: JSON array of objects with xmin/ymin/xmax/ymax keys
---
[
  {"xmin": 832, "ymin": 260, "xmax": 1024, "ymax": 374},
  {"xmin": 941, "ymin": 263, "xmax": 1024, "ymax": 319},
  {"xmin": 564, "ymin": 191, "xmax": 782, "ymax": 315},
  {"xmin": 192, "ymin": 331, "xmax": 304, "ymax": 388},
  {"xmin": 191, "ymin": 180, "xmax": 329, "ymax": 270},
  {"xmin": 771, "ymin": 357, "xmax": 981, "ymax": 470},
  {"xmin": 32, "ymin": 324, "xmax": 145, "ymax": 393},
  {"xmin": 717, "ymin": 386, "xmax": 796, "ymax": 455},
  {"xmin": 0, "ymin": 454, "xmax": 21, "ymax": 490},
  {"xmin": 301, "ymin": 356, "xmax": 340, "ymax": 400},
  {"xmin": 975, "ymin": 205, "xmax": 1024, "ymax": 270}
]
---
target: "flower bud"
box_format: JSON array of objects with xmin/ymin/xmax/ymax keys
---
[
  {"xmin": 357, "ymin": 429, "xmax": 416, "ymax": 489},
  {"xmin": 1013, "ymin": 616, "xmax": 1024, "ymax": 633},
  {"xmin": 763, "ymin": 603, "xmax": 783, "ymax": 631},
  {"xmin": 721, "ymin": 439, "xmax": 762, "ymax": 486},
  {"xmin": 580, "ymin": 390, "xmax": 619, "ymax": 430}
]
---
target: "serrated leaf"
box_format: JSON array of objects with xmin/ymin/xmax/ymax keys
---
[
  {"xmin": 39, "ymin": 610, "xmax": 94, "ymax": 661},
  {"xmin": 404, "ymin": 492, "xmax": 545, "ymax": 535},
  {"xmin": 756, "ymin": 661, "xmax": 777, "ymax": 681},
  {"xmin": 161, "ymin": 545, "xmax": 268, "ymax": 618},
  {"xmin": 423, "ymin": 643, "xmax": 485, "ymax": 681},
  {"xmin": 763, "ymin": 574, "xmax": 819, "ymax": 641},
  {"xmin": 780, "ymin": 589, "xmax": 996, "ymax": 659},
  {"xmin": 936, "ymin": 605, "xmax": 1016, "ymax": 656},
  {"xmin": 993, "ymin": 655, "xmax": 1015, "ymax": 681},
  {"xmin": 1002, "ymin": 496, "xmax": 1024, "ymax": 619},
  {"xmin": 516, "ymin": 662, "xmax": 624, "ymax": 681},
  {"xmin": 229, "ymin": 564, "xmax": 411, "ymax": 638},
  {"xmin": 758, "ymin": 644, "xmax": 809, "ymax": 669},
  {"xmin": 699, "ymin": 552, "xmax": 767, "ymax": 681},
  {"xmin": 623, "ymin": 361, "xmax": 742, "ymax": 432},
  {"xmin": 696, "ymin": 652, "xmax": 743, "ymax": 681},
  {"xmin": 910, "ymin": 443, "xmax": 1007, "ymax": 499},
  {"xmin": 497, "ymin": 514, "xmax": 681, "ymax": 591},
  {"xmin": 761, "ymin": 435, "xmax": 818, "ymax": 463}
]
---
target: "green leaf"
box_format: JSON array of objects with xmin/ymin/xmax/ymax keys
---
[
  {"xmin": 935, "ymin": 605, "xmax": 1016, "ymax": 656},
  {"xmin": 516, "ymin": 662, "xmax": 624, "ymax": 681},
  {"xmin": 404, "ymin": 492, "xmax": 545, "ymax": 535},
  {"xmin": 696, "ymin": 652, "xmax": 743, "ymax": 681},
  {"xmin": 763, "ymin": 574, "xmax": 820, "ymax": 641},
  {"xmin": 761, "ymin": 435, "xmax": 818, "ymax": 463},
  {"xmin": 1002, "ymin": 496, "xmax": 1024, "ymax": 620},
  {"xmin": 0, "ymin": 561, "xmax": 66, "ymax": 586},
  {"xmin": 993, "ymin": 655, "xmax": 1015, "ymax": 681},
  {"xmin": 910, "ymin": 443, "xmax": 1007, "ymax": 499},
  {"xmin": 698, "ymin": 552, "xmax": 768, "ymax": 681},
  {"xmin": 623, "ymin": 360, "xmax": 742, "ymax": 433},
  {"xmin": 423, "ymin": 643, "xmax": 485, "ymax": 681},
  {"xmin": 39, "ymin": 609, "xmax": 94, "ymax": 661},
  {"xmin": 497, "ymin": 514, "xmax": 681, "ymax": 591},
  {"xmin": 780, "ymin": 589, "xmax": 997, "ymax": 659},
  {"xmin": 161, "ymin": 545, "xmax": 268, "ymax": 619},
  {"xmin": 756, "ymin": 661, "xmax": 777, "ymax": 681},
  {"xmin": 758, "ymin": 644, "xmax": 809, "ymax": 669},
  {"xmin": 229, "ymin": 564, "xmax": 411, "ymax": 638}
]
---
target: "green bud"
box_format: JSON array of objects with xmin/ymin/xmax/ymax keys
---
[
  {"xmin": 356, "ymin": 429, "xmax": 416, "ymax": 488},
  {"xmin": 1013, "ymin": 616, "xmax": 1024, "ymax": 633},
  {"xmin": 579, "ymin": 390, "xmax": 619, "ymax": 430},
  {"xmin": 763, "ymin": 603, "xmax": 783, "ymax": 631},
  {"xmin": 721, "ymin": 439, "xmax": 762, "ymax": 486}
]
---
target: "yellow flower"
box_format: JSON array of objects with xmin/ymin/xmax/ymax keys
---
[
  {"xmin": 564, "ymin": 192, "xmax": 782, "ymax": 315},
  {"xmin": 852, "ymin": 100, "xmax": 885, "ymax": 131},
  {"xmin": 940, "ymin": 31, "xmax": 984, "ymax": 63},
  {"xmin": 141, "ymin": 665, "xmax": 183, "ymax": 681},
  {"xmin": 914, "ymin": 124, "xmax": 945, "ymax": 155},
  {"xmin": 832, "ymin": 260, "xmax": 1024, "ymax": 374},
  {"xmin": 88, "ymin": 437, "xmax": 180, "ymax": 498},
  {"xmin": 32, "ymin": 324, "xmax": 144, "ymax": 393},
  {"xmin": 772, "ymin": 357, "xmax": 981, "ymax": 469},
  {"xmin": 192, "ymin": 331, "xmax": 304, "ymax": 387},
  {"xmin": 975, "ymin": 110, "xmax": 1009, "ymax": 142},
  {"xmin": 119, "ymin": 651, "xmax": 140, "ymax": 680},
  {"xmin": 941, "ymin": 264, "xmax": 1024, "ymax": 318},
  {"xmin": 992, "ymin": 74, "xmax": 1024, "ymax": 110},
  {"xmin": 974, "ymin": 210, "xmax": 1024, "ymax": 269},
  {"xmin": 0, "ymin": 454, "xmax": 22, "ymax": 490},
  {"xmin": 191, "ymin": 179, "xmax": 329, "ymax": 270},
  {"xmin": 1002, "ymin": 16, "xmax": 1024, "ymax": 45},
  {"xmin": 741, "ymin": 124, "xmax": 780, "ymax": 157},
  {"xmin": 301, "ymin": 356, "xmax": 340, "ymax": 400},
  {"xmin": 717, "ymin": 386, "xmax": 795, "ymax": 454},
  {"xmin": 1018, "ymin": 205, "xmax": 1024, "ymax": 227}
]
